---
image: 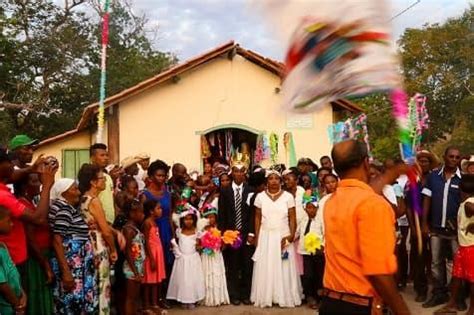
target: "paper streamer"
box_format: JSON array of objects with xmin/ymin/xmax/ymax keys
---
[
  {"xmin": 269, "ymin": 133, "xmax": 279, "ymax": 163},
  {"xmin": 96, "ymin": 0, "xmax": 111, "ymax": 143},
  {"xmin": 283, "ymin": 132, "xmax": 297, "ymax": 167},
  {"xmin": 278, "ymin": 0, "xmax": 401, "ymax": 112}
]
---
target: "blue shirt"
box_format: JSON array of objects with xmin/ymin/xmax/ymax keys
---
[{"xmin": 422, "ymin": 167, "xmax": 461, "ymax": 229}]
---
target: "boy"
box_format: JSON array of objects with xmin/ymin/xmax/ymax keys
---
[
  {"xmin": 435, "ymin": 174, "xmax": 474, "ymax": 315},
  {"xmin": 0, "ymin": 206, "xmax": 26, "ymax": 315},
  {"xmin": 298, "ymin": 195, "xmax": 325, "ymax": 309}
]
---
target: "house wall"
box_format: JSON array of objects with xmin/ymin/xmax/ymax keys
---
[
  {"xmin": 33, "ymin": 131, "xmax": 92, "ymax": 177},
  {"xmin": 118, "ymin": 55, "xmax": 333, "ymax": 171}
]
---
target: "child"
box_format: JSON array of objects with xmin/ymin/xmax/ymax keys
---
[
  {"xmin": 142, "ymin": 200, "xmax": 166, "ymax": 314},
  {"xmin": 435, "ymin": 174, "xmax": 474, "ymax": 315},
  {"xmin": 166, "ymin": 208, "xmax": 205, "ymax": 309},
  {"xmin": 297, "ymin": 196, "xmax": 325, "ymax": 309},
  {"xmin": 0, "ymin": 206, "xmax": 26, "ymax": 315},
  {"xmin": 200, "ymin": 205, "xmax": 229, "ymax": 306},
  {"xmin": 122, "ymin": 200, "xmax": 146, "ymax": 315}
]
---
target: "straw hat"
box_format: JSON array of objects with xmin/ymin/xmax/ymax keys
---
[
  {"xmin": 121, "ymin": 156, "xmax": 141, "ymax": 169},
  {"xmin": 416, "ymin": 150, "xmax": 440, "ymax": 170},
  {"xmin": 135, "ymin": 152, "xmax": 150, "ymax": 161},
  {"xmin": 461, "ymin": 155, "xmax": 474, "ymax": 174}
]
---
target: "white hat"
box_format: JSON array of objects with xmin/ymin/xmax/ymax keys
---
[
  {"xmin": 461, "ymin": 155, "xmax": 474, "ymax": 173},
  {"xmin": 135, "ymin": 152, "xmax": 150, "ymax": 160},
  {"xmin": 121, "ymin": 156, "xmax": 141, "ymax": 169}
]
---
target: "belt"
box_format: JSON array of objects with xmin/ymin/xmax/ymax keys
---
[{"xmin": 321, "ymin": 288, "xmax": 372, "ymax": 307}]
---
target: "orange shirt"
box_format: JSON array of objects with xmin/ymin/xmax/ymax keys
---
[{"xmin": 323, "ymin": 179, "xmax": 397, "ymax": 297}]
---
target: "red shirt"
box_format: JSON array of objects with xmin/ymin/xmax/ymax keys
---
[
  {"xmin": 0, "ymin": 183, "xmax": 27, "ymax": 264},
  {"xmin": 19, "ymin": 199, "xmax": 51, "ymax": 250}
]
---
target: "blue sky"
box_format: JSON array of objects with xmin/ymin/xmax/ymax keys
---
[{"xmin": 130, "ymin": 0, "xmax": 469, "ymax": 61}]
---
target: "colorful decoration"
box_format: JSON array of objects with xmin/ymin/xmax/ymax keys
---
[
  {"xmin": 96, "ymin": 0, "xmax": 111, "ymax": 143},
  {"xmin": 408, "ymin": 94, "xmax": 429, "ymax": 152},
  {"xmin": 283, "ymin": 132, "xmax": 297, "ymax": 167},
  {"xmin": 254, "ymin": 134, "xmax": 265, "ymax": 164},
  {"xmin": 201, "ymin": 135, "xmax": 211, "ymax": 159},
  {"xmin": 327, "ymin": 114, "xmax": 371, "ymax": 158},
  {"xmin": 222, "ymin": 230, "xmax": 242, "ymax": 249},
  {"xmin": 269, "ymin": 133, "xmax": 279, "ymax": 163},
  {"xmin": 200, "ymin": 203, "xmax": 218, "ymax": 217},
  {"xmin": 391, "ymin": 89, "xmax": 424, "ymax": 254},
  {"xmin": 304, "ymin": 232, "xmax": 322, "ymax": 255},
  {"xmin": 200, "ymin": 227, "xmax": 222, "ymax": 256},
  {"xmin": 281, "ymin": 0, "xmax": 401, "ymax": 112},
  {"xmin": 302, "ymin": 190, "xmax": 319, "ymax": 207}
]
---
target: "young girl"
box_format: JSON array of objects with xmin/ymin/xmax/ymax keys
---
[
  {"xmin": 166, "ymin": 209, "xmax": 205, "ymax": 309},
  {"xmin": 122, "ymin": 200, "xmax": 146, "ymax": 315},
  {"xmin": 142, "ymin": 200, "xmax": 166, "ymax": 314},
  {"xmin": 200, "ymin": 205, "xmax": 229, "ymax": 306}
]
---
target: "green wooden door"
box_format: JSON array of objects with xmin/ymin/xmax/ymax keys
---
[{"xmin": 62, "ymin": 149, "xmax": 89, "ymax": 178}]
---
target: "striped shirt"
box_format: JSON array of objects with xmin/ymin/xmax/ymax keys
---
[{"xmin": 48, "ymin": 199, "xmax": 89, "ymax": 241}]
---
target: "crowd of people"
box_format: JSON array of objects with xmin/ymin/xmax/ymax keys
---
[{"xmin": 0, "ymin": 134, "xmax": 473, "ymax": 315}]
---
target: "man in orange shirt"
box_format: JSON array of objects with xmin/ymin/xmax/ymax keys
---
[{"xmin": 319, "ymin": 140, "xmax": 410, "ymax": 315}]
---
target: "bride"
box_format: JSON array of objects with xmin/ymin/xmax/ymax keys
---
[{"xmin": 251, "ymin": 170, "xmax": 302, "ymax": 308}]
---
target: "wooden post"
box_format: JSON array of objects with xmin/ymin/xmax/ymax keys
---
[{"xmin": 107, "ymin": 104, "xmax": 120, "ymax": 164}]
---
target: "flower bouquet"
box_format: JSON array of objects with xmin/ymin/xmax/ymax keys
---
[
  {"xmin": 304, "ymin": 232, "xmax": 322, "ymax": 255},
  {"xmin": 200, "ymin": 227, "xmax": 222, "ymax": 256},
  {"xmin": 222, "ymin": 230, "xmax": 242, "ymax": 249}
]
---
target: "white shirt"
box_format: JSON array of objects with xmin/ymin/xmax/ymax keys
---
[
  {"xmin": 232, "ymin": 182, "xmax": 244, "ymax": 199},
  {"xmin": 134, "ymin": 165, "xmax": 147, "ymax": 191}
]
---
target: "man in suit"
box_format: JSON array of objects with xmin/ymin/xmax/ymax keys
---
[{"xmin": 218, "ymin": 162, "xmax": 253, "ymax": 305}]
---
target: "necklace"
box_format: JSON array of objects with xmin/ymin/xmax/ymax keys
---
[{"xmin": 266, "ymin": 188, "xmax": 283, "ymax": 201}]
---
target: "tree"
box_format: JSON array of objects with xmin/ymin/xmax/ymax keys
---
[
  {"xmin": 355, "ymin": 7, "xmax": 473, "ymax": 159},
  {"xmin": 0, "ymin": 0, "xmax": 176, "ymax": 144}
]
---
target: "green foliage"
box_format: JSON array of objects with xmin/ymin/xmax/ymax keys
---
[
  {"xmin": 0, "ymin": 0, "xmax": 176, "ymax": 142},
  {"xmin": 355, "ymin": 6, "xmax": 473, "ymax": 159}
]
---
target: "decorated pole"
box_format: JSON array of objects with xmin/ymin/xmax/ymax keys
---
[{"xmin": 96, "ymin": 0, "xmax": 111, "ymax": 143}]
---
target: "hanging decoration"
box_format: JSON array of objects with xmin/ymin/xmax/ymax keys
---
[
  {"xmin": 327, "ymin": 113, "xmax": 371, "ymax": 158},
  {"xmin": 200, "ymin": 135, "xmax": 211, "ymax": 159},
  {"xmin": 225, "ymin": 130, "xmax": 233, "ymax": 162},
  {"xmin": 283, "ymin": 132, "xmax": 297, "ymax": 167},
  {"xmin": 96, "ymin": 0, "xmax": 111, "ymax": 143},
  {"xmin": 269, "ymin": 133, "xmax": 279, "ymax": 164},
  {"xmin": 254, "ymin": 134, "xmax": 265, "ymax": 164}
]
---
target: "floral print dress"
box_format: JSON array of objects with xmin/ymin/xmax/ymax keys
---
[
  {"xmin": 81, "ymin": 196, "xmax": 111, "ymax": 315},
  {"xmin": 49, "ymin": 199, "xmax": 98, "ymax": 315},
  {"xmin": 122, "ymin": 224, "xmax": 146, "ymax": 280}
]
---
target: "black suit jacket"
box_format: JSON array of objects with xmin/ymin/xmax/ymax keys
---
[{"xmin": 218, "ymin": 183, "xmax": 253, "ymax": 238}]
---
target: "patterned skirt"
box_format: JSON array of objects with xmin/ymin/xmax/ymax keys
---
[{"xmin": 50, "ymin": 237, "xmax": 98, "ymax": 315}]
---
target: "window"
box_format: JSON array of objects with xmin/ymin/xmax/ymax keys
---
[{"xmin": 62, "ymin": 149, "xmax": 89, "ymax": 178}]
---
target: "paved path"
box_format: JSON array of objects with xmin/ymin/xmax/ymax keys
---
[{"xmin": 167, "ymin": 284, "xmax": 439, "ymax": 315}]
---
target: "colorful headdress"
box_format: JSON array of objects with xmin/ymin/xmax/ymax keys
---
[
  {"xmin": 200, "ymin": 203, "xmax": 218, "ymax": 217},
  {"xmin": 302, "ymin": 191, "xmax": 319, "ymax": 207},
  {"xmin": 179, "ymin": 203, "xmax": 199, "ymax": 218}
]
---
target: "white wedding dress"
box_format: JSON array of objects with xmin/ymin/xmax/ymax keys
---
[{"xmin": 251, "ymin": 191, "xmax": 303, "ymax": 308}]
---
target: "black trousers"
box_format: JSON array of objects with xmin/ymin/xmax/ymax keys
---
[
  {"xmin": 409, "ymin": 235, "xmax": 430, "ymax": 296},
  {"xmin": 223, "ymin": 244, "xmax": 254, "ymax": 300},
  {"xmin": 319, "ymin": 296, "xmax": 371, "ymax": 315},
  {"xmin": 302, "ymin": 254, "xmax": 325, "ymax": 300},
  {"xmin": 396, "ymin": 226, "xmax": 409, "ymax": 286}
]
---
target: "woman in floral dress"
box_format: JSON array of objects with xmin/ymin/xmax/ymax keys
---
[
  {"xmin": 78, "ymin": 164, "xmax": 118, "ymax": 315},
  {"xmin": 49, "ymin": 179, "xmax": 98, "ymax": 314}
]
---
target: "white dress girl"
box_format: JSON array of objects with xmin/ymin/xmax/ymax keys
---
[
  {"xmin": 251, "ymin": 191, "xmax": 303, "ymax": 308},
  {"xmin": 166, "ymin": 229, "xmax": 205, "ymax": 304},
  {"xmin": 200, "ymin": 227, "xmax": 230, "ymax": 306}
]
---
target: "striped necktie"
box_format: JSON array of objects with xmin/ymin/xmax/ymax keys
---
[{"xmin": 235, "ymin": 187, "xmax": 242, "ymax": 230}]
